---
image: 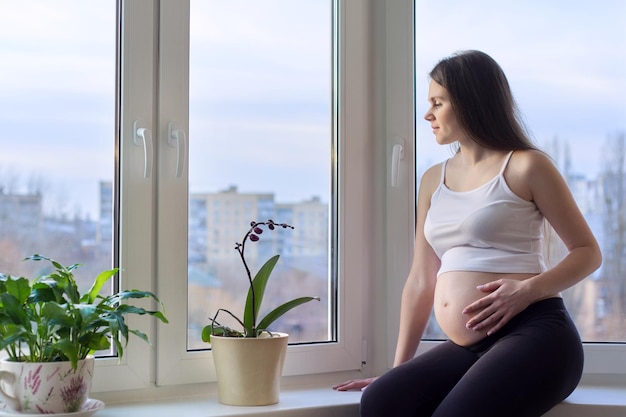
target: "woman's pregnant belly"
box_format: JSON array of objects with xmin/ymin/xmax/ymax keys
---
[{"xmin": 434, "ymin": 271, "xmax": 537, "ymax": 346}]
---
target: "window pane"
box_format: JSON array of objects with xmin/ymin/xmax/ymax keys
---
[
  {"xmin": 0, "ymin": 1, "xmax": 116, "ymax": 291},
  {"xmin": 187, "ymin": 1, "xmax": 333, "ymax": 349},
  {"xmin": 415, "ymin": 0, "xmax": 626, "ymax": 342}
]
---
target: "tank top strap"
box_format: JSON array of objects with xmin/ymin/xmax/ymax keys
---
[
  {"xmin": 498, "ymin": 151, "xmax": 515, "ymax": 175},
  {"xmin": 440, "ymin": 159, "xmax": 448, "ymax": 185}
]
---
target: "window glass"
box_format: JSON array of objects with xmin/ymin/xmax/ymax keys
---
[
  {"xmin": 187, "ymin": 0, "xmax": 333, "ymax": 349},
  {"xmin": 415, "ymin": 0, "xmax": 626, "ymax": 342},
  {"xmin": 0, "ymin": 1, "xmax": 116, "ymax": 291}
]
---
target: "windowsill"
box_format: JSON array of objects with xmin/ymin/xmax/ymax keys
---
[
  {"xmin": 91, "ymin": 372, "xmax": 626, "ymax": 417},
  {"xmin": 91, "ymin": 372, "xmax": 362, "ymax": 417},
  {"xmin": 546, "ymin": 385, "xmax": 626, "ymax": 417}
]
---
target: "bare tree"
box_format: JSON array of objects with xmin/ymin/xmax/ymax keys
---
[
  {"xmin": 0, "ymin": 166, "xmax": 20, "ymax": 194},
  {"xmin": 544, "ymin": 136, "xmax": 591, "ymax": 334},
  {"xmin": 600, "ymin": 131, "xmax": 626, "ymax": 338},
  {"xmin": 26, "ymin": 173, "xmax": 47, "ymax": 195}
]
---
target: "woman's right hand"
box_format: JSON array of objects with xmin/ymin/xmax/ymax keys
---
[{"xmin": 332, "ymin": 377, "xmax": 378, "ymax": 391}]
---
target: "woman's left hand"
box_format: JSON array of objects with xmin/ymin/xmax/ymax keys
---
[{"xmin": 462, "ymin": 279, "xmax": 534, "ymax": 336}]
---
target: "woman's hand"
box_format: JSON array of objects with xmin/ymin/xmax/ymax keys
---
[
  {"xmin": 332, "ymin": 377, "xmax": 378, "ymax": 391},
  {"xmin": 462, "ymin": 278, "xmax": 535, "ymax": 336}
]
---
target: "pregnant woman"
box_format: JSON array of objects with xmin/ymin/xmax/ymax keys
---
[{"xmin": 333, "ymin": 50, "xmax": 602, "ymax": 417}]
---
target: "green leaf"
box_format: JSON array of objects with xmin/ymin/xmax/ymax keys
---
[
  {"xmin": 27, "ymin": 283, "xmax": 58, "ymax": 303},
  {"xmin": 104, "ymin": 290, "xmax": 167, "ymax": 315},
  {"xmin": 41, "ymin": 302, "xmax": 75, "ymax": 328},
  {"xmin": 128, "ymin": 328, "xmax": 149, "ymax": 344},
  {"xmin": 111, "ymin": 304, "xmax": 169, "ymax": 323},
  {"xmin": 108, "ymin": 303, "xmax": 147, "ymax": 315},
  {"xmin": 62, "ymin": 276, "xmax": 81, "ymax": 304},
  {"xmin": 5, "ymin": 276, "xmax": 31, "ymax": 304},
  {"xmin": 0, "ymin": 326, "xmax": 32, "ymax": 353},
  {"xmin": 149, "ymin": 310, "xmax": 169, "ymax": 323},
  {"xmin": 201, "ymin": 325, "xmax": 215, "ymax": 343},
  {"xmin": 108, "ymin": 289, "xmax": 163, "ymax": 303},
  {"xmin": 257, "ymin": 296, "xmax": 320, "ymax": 331},
  {"xmin": 75, "ymin": 304, "xmax": 99, "ymax": 324},
  {"xmin": 243, "ymin": 255, "xmax": 279, "ymax": 332},
  {"xmin": 113, "ymin": 336, "xmax": 124, "ymax": 363},
  {"xmin": 112, "ymin": 312, "xmax": 129, "ymax": 344},
  {"xmin": 80, "ymin": 332, "xmax": 110, "ymax": 352},
  {"xmin": 51, "ymin": 339, "xmax": 79, "ymax": 369},
  {"xmin": 24, "ymin": 254, "xmax": 47, "ymax": 262},
  {"xmin": 85, "ymin": 269, "xmax": 118, "ymax": 304},
  {"xmin": 0, "ymin": 293, "xmax": 29, "ymax": 327}
]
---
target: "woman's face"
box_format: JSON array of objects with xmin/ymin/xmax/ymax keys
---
[{"xmin": 423, "ymin": 80, "xmax": 465, "ymax": 145}]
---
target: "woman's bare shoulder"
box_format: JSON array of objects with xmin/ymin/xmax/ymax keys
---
[
  {"xmin": 507, "ymin": 149, "xmax": 563, "ymax": 200},
  {"xmin": 417, "ymin": 162, "xmax": 444, "ymax": 206},
  {"xmin": 420, "ymin": 162, "xmax": 444, "ymax": 189},
  {"xmin": 511, "ymin": 149, "xmax": 556, "ymax": 171}
]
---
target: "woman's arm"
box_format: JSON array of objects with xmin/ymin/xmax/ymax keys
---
[
  {"xmin": 523, "ymin": 150, "xmax": 602, "ymax": 294},
  {"xmin": 464, "ymin": 150, "xmax": 602, "ymax": 335},
  {"xmin": 393, "ymin": 171, "xmax": 440, "ymax": 363}
]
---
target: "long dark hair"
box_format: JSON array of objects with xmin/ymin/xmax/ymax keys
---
[{"xmin": 429, "ymin": 50, "xmax": 537, "ymax": 151}]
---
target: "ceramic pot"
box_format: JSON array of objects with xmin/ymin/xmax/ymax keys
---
[
  {"xmin": 0, "ymin": 356, "xmax": 94, "ymax": 414},
  {"xmin": 211, "ymin": 332, "xmax": 288, "ymax": 406}
]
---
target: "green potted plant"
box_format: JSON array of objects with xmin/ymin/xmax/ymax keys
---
[
  {"xmin": 0, "ymin": 254, "xmax": 168, "ymax": 414},
  {"xmin": 201, "ymin": 219, "xmax": 319, "ymax": 406}
]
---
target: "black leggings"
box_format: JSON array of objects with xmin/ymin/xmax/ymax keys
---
[{"xmin": 360, "ymin": 298, "xmax": 583, "ymax": 417}]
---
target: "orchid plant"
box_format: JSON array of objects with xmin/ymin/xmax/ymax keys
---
[{"xmin": 201, "ymin": 220, "xmax": 319, "ymax": 341}]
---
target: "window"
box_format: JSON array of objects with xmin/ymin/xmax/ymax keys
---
[
  {"xmin": 16, "ymin": 0, "xmax": 616, "ymax": 395},
  {"xmin": 185, "ymin": 1, "xmax": 334, "ymax": 350},
  {"xmin": 0, "ymin": 0, "xmax": 366, "ymax": 389},
  {"xmin": 414, "ymin": 0, "xmax": 625, "ymax": 344},
  {"xmin": 410, "ymin": 0, "xmax": 626, "ymax": 378},
  {"xmin": 0, "ymin": 1, "xmax": 115, "ymax": 290},
  {"xmin": 155, "ymin": 0, "xmax": 363, "ymax": 385},
  {"xmin": 0, "ymin": 0, "xmax": 159, "ymax": 392}
]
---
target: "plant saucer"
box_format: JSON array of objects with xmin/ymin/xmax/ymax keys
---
[{"xmin": 0, "ymin": 399, "xmax": 104, "ymax": 417}]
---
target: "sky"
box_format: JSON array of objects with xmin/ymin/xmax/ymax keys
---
[
  {"xmin": 187, "ymin": 1, "xmax": 332, "ymax": 200},
  {"xmin": 414, "ymin": 0, "xmax": 626, "ymax": 176},
  {"xmin": 0, "ymin": 1, "xmax": 116, "ymax": 219},
  {"xmin": 1, "ymin": 1, "xmax": 625, "ymax": 219}
]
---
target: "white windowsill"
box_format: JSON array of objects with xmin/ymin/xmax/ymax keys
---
[
  {"xmin": 91, "ymin": 373, "xmax": 626, "ymax": 417},
  {"xmin": 92, "ymin": 372, "xmax": 362, "ymax": 417},
  {"xmin": 546, "ymin": 386, "xmax": 626, "ymax": 417}
]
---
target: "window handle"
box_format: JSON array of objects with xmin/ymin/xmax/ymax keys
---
[
  {"xmin": 133, "ymin": 120, "xmax": 153, "ymax": 178},
  {"xmin": 168, "ymin": 122, "xmax": 187, "ymax": 178},
  {"xmin": 391, "ymin": 140, "xmax": 404, "ymax": 187}
]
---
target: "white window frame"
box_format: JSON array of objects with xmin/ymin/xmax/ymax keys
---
[
  {"xmin": 86, "ymin": 0, "xmax": 626, "ymax": 395},
  {"xmin": 153, "ymin": 0, "xmax": 366, "ymax": 385},
  {"xmin": 92, "ymin": 0, "xmax": 159, "ymax": 392}
]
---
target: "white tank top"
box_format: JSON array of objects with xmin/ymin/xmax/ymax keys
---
[{"xmin": 424, "ymin": 151, "xmax": 547, "ymax": 277}]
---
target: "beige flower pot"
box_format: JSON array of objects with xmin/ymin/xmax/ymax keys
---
[{"xmin": 211, "ymin": 332, "xmax": 288, "ymax": 406}]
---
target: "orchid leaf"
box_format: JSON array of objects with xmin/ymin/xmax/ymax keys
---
[
  {"xmin": 243, "ymin": 254, "xmax": 279, "ymax": 332},
  {"xmin": 257, "ymin": 297, "xmax": 320, "ymax": 331}
]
